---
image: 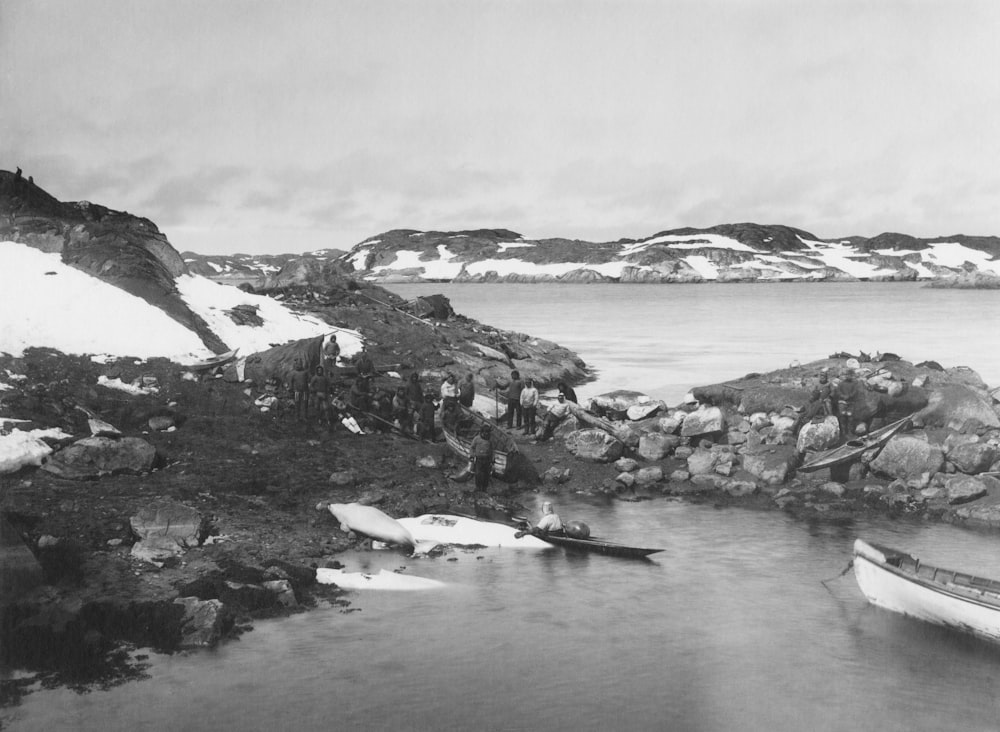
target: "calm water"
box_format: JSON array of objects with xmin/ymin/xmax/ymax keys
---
[{"xmin": 6, "ymin": 283, "xmax": 1000, "ymax": 731}]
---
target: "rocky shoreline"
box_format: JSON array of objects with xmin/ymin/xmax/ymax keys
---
[{"xmin": 2, "ymin": 291, "xmax": 999, "ymax": 706}]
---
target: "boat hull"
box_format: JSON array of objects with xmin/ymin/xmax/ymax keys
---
[
  {"xmin": 536, "ymin": 532, "xmax": 663, "ymax": 559},
  {"xmin": 853, "ymin": 539, "xmax": 1000, "ymax": 642},
  {"xmin": 443, "ymin": 405, "xmax": 517, "ymax": 477}
]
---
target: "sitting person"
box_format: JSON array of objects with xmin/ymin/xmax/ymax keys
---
[
  {"xmin": 535, "ymin": 393, "xmax": 572, "ymax": 442},
  {"xmin": 516, "ymin": 501, "xmax": 562, "ymax": 537}
]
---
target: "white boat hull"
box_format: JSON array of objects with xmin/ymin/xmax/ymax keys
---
[{"xmin": 853, "ymin": 539, "xmax": 1000, "ymax": 642}]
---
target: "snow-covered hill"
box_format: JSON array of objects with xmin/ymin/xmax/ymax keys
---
[{"xmin": 0, "ymin": 240, "xmax": 359, "ymax": 363}]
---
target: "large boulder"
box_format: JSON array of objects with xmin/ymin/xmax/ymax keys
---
[
  {"xmin": 564, "ymin": 429, "xmax": 623, "ymax": 463},
  {"xmin": 742, "ymin": 445, "xmax": 797, "ymax": 485},
  {"xmin": 41, "ymin": 436, "xmax": 157, "ymax": 479},
  {"xmin": 949, "ymin": 476, "xmax": 1000, "ymax": 527},
  {"xmin": 681, "ymin": 406, "xmax": 726, "ymax": 438},
  {"xmin": 0, "ymin": 515, "xmax": 44, "ymax": 599},
  {"xmin": 944, "ymin": 475, "xmax": 990, "ymax": 505},
  {"xmin": 915, "ymin": 384, "xmax": 1000, "ymax": 433},
  {"xmin": 637, "ymin": 432, "xmax": 679, "ymax": 461},
  {"xmin": 589, "ymin": 390, "xmax": 652, "ymax": 419},
  {"xmin": 174, "ymin": 597, "xmax": 231, "ymax": 649},
  {"xmin": 634, "ymin": 466, "xmax": 664, "ymax": 487},
  {"xmin": 796, "ymin": 416, "xmax": 840, "ymax": 452},
  {"xmin": 869, "ymin": 434, "xmax": 945, "ymax": 488},
  {"xmin": 130, "ymin": 500, "xmax": 206, "ymax": 564},
  {"xmin": 948, "ymin": 442, "xmax": 999, "ymax": 474}
]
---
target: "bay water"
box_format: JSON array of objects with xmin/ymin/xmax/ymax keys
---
[{"xmin": 5, "ymin": 282, "xmax": 1000, "ymax": 732}]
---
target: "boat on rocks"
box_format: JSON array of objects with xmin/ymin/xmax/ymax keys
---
[
  {"xmin": 852, "ymin": 538, "xmax": 1000, "ymax": 642},
  {"xmin": 443, "ymin": 405, "xmax": 518, "ymax": 478},
  {"xmin": 798, "ymin": 413, "xmax": 914, "ymax": 473}
]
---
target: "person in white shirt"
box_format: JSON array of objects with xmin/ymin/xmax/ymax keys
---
[
  {"xmin": 534, "ymin": 501, "xmax": 562, "ymax": 533},
  {"xmin": 519, "ymin": 378, "xmax": 540, "ymax": 435},
  {"xmin": 535, "ymin": 393, "xmax": 571, "ymax": 442}
]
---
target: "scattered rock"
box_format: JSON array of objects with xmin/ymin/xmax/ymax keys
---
[{"xmin": 564, "ymin": 429, "xmax": 623, "ymax": 463}]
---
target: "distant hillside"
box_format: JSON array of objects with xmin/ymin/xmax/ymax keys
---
[{"xmin": 187, "ymin": 224, "xmax": 1000, "ymax": 286}]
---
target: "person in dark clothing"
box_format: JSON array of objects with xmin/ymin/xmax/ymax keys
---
[
  {"xmin": 354, "ymin": 350, "xmax": 375, "ymax": 378},
  {"xmin": 503, "ymin": 370, "xmax": 524, "ymax": 429},
  {"xmin": 441, "ymin": 398, "xmax": 461, "ymax": 434},
  {"xmin": 287, "ymin": 359, "xmax": 310, "ymax": 421},
  {"xmin": 322, "ymin": 335, "xmax": 340, "ymax": 374},
  {"xmin": 416, "ymin": 392, "xmax": 438, "ymax": 442},
  {"xmin": 469, "ymin": 424, "xmax": 494, "ymax": 491},
  {"xmin": 348, "ymin": 376, "xmax": 372, "ymax": 415},
  {"xmin": 557, "ymin": 381, "xmax": 578, "ymax": 404},
  {"xmin": 834, "ymin": 369, "xmax": 865, "ymax": 439},
  {"xmin": 392, "ymin": 386, "xmax": 413, "ymax": 434},
  {"xmin": 406, "ymin": 372, "xmax": 424, "ymax": 407},
  {"xmin": 459, "ymin": 373, "xmax": 475, "ymax": 408},
  {"xmin": 309, "ymin": 366, "xmax": 332, "ymax": 424}
]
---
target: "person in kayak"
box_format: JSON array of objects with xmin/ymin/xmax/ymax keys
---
[{"xmin": 515, "ymin": 501, "xmax": 563, "ymax": 538}]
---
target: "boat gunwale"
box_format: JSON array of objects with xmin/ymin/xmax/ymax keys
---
[{"xmin": 854, "ymin": 539, "xmax": 1000, "ymax": 612}]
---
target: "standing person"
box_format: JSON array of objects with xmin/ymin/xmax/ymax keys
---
[
  {"xmin": 309, "ymin": 366, "xmax": 332, "ymax": 424},
  {"xmin": 459, "ymin": 373, "xmax": 476, "ymax": 408},
  {"xmin": 440, "ymin": 373, "xmax": 459, "ymax": 414},
  {"xmin": 287, "ymin": 358, "xmax": 310, "ymax": 421},
  {"xmin": 503, "ymin": 370, "xmax": 524, "ymax": 430},
  {"xmin": 322, "ymin": 334, "xmax": 340, "ymax": 374},
  {"xmin": 557, "ymin": 381, "xmax": 578, "ymax": 404},
  {"xmin": 416, "ymin": 391, "xmax": 438, "ymax": 442},
  {"xmin": 469, "ymin": 424, "xmax": 494, "ymax": 491},
  {"xmin": 406, "ymin": 372, "xmax": 425, "ymax": 407},
  {"xmin": 536, "ymin": 393, "xmax": 572, "ymax": 442},
  {"xmin": 392, "ymin": 386, "xmax": 413, "ymax": 434},
  {"xmin": 520, "ymin": 378, "xmax": 540, "ymax": 435},
  {"xmin": 834, "ymin": 368, "xmax": 865, "ymax": 439}
]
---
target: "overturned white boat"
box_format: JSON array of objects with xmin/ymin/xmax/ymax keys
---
[{"xmin": 853, "ymin": 538, "xmax": 1000, "ymax": 642}]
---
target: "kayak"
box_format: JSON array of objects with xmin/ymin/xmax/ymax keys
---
[
  {"xmin": 188, "ymin": 348, "xmax": 239, "ymax": 372},
  {"xmin": 528, "ymin": 530, "xmax": 664, "ymax": 560},
  {"xmin": 798, "ymin": 413, "xmax": 914, "ymax": 473}
]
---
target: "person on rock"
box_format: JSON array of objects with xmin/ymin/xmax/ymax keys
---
[
  {"xmin": 834, "ymin": 368, "xmax": 866, "ymax": 439},
  {"xmin": 535, "ymin": 393, "xmax": 572, "ymax": 442},
  {"xmin": 502, "ymin": 369, "xmax": 524, "ymax": 430},
  {"xmin": 557, "ymin": 381, "xmax": 578, "ymax": 404},
  {"xmin": 794, "ymin": 367, "xmax": 834, "ymax": 433},
  {"xmin": 348, "ymin": 376, "xmax": 372, "ymax": 415},
  {"xmin": 459, "ymin": 373, "xmax": 476, "ymax": 408},
  {"xmin": 469, "ymin": 424, "xmax": 494, "ymax": 491},
  {"xmin": 520, "ymin": 377, "xmax": 540, "ymax": 435},
  {"xmin": 287, "ymin": 359, "xmax": 310, "ymax": 421}
]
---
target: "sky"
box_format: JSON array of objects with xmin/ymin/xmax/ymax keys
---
[{"xmin": 4, "ymin": 1, "xmax": 1000, "ymax": 256}]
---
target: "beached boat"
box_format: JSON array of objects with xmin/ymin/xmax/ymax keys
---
[
  {"xmin": 853, "ymin": 538, "xmax": 1000, "ymax": 642},
  {"xmin": 443, "ymin": 405, "xmax": 517, "ymax": 477},
  {"xmin": 189, "ymin": 348, "xmax": 239, "ymax": 372},
  {"xmin": 798, "ymin": 413, "xmax": 913, "ymax": 473}
]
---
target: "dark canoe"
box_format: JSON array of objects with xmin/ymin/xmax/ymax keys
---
[
  {"xmin": 443, "ymin": 510, "xmax": 663, "ymax": 560},
  {"xmin": 798, "ymin": 413, "xmax": 914, "ymax": 473},
  {"xmin": 443, "ymin": 405, "xmax": 518, "ymax": 478},
  {"xmin": 531, "ymin": 531, "xmax": 664, "ymax": 559}
]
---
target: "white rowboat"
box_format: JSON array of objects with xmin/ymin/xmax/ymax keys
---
[{"xmin": 853, "ymin": 538, "xmax": 1000, "ymax": 642}]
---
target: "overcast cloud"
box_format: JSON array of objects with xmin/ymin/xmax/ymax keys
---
[{"xmin": 3, "ymin": 0, "xmax": 999, "ymax": 255}]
